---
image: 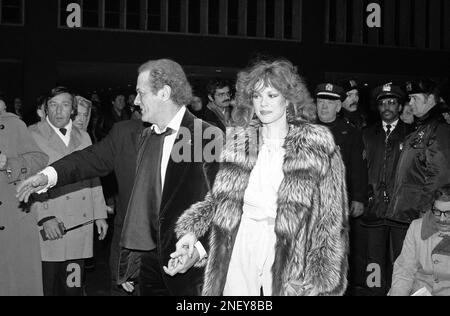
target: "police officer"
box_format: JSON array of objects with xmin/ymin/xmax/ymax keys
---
[
  {"xmin": 387, "ymin": 79, "xmax": 450, "ymax": 226},
  {"xmin": 340, "ymin": 79, "xmax": 368, "ymax": 131},
  {"xmin": 361, "ymin": 83, "xmax": 414, "ymax": 296},
  {"xmin": 316, "ymin": 83, "xmax": 368, "ymax": 214},
  {"xmin": 316, "ymin": 83, "xmax": 368, "ymax": 295}
]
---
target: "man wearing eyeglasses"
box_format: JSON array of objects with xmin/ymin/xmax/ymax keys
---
[
  {"xmin": 390, "ymin": 184, "xmax": 450, "ymax": 296},
  {"xmin": 202, "ymin": 79, "xmax": 234, "ymax": 132},
  {"xmin": 360, "ymin": 83, "xmax": 414, "ymax": 296}
]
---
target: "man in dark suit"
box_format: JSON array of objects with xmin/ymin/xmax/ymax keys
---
[{"xmin": 17, "ymin": 59, "xmax": 222, "ymax": 296}]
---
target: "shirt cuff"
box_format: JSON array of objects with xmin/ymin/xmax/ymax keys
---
[
  {"xmin": 37, "ymin": 167, "xmax": 58, "ymax": 194},
  {"xmin": 195, "ymin": 241, "xmax": 207, "ymax": 261}
]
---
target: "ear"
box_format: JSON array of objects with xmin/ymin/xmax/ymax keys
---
[
  {"xmin": 427, "ymin": 94, "xmax": 437, "ymax": 107},
  {"xmin": 336, "ymin": 101, "xmax": 342, "ymax": 113},
  {"xmin": 158, "ymin": 85, "xmax": 172, "ymax": 102},
  {"xmin": 208, "ymin": 95, "xmax": 214, "ymax": 103}
]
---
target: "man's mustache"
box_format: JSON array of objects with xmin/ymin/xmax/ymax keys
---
[{"xmin": 382, "ymin": 111, "xmax": 393, "ymax": 116}]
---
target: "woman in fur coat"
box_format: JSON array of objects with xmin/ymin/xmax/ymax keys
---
[{"xmin": 167, "ymin": 59, "xmax": 349, "ymax": 296}]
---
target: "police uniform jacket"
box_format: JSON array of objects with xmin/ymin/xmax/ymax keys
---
[
  {"xmin": 341, "ymin": 108, "xmax": 367, "ymax": 131},
  {"xmin": 320, "ymin": 116, "xmax": 368, "ymax": 203},
  {"xmin": 362, "ymin": 120, "xmax": 414, "ymax": 225},
  {"xmin": 387, "ymin": 107, "xmax": 450, "ymax": 224}
]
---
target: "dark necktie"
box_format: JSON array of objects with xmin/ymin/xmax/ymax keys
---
[
  {"xmin": 385, "ymin": 124, "xmax": 392, "ymax": 141},
  {"xmin": 120, "ymin": 127, "xmax": 174, "ymax": 251},
  {"xmin": 59, "ymin": 128, "xmax": 67, "ymax": 136}
]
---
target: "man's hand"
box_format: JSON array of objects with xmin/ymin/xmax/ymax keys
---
[
  {"xmin": 351, "ymin": 201, "xmax": 365, "ymax": 218},
  {"xmin": 43, "ymin": 218, "xmax": 65, "ymax": 241},
  {"xmin": 0, "ymin": 154, "xmax": 7, "ymax": 170},
  {"xmin": 95, "ymin": 219, "xmax": 108, "ymax": 240},
  {"xmin": 16, "ymin": 173, "xmax": 49, "ymax": 203},
  {"xmin": 163, "ymin": 247, "xmax": 200, "ymax": 276},
  {"xmin": 121, "ymin": 282, "xmax": 135, "ymax": 293}
]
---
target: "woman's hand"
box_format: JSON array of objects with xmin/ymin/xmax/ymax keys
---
[
  {"xmin": 163, "ymin": 233, "xmax": 199, "ymax": 276},
  {"xmin": 163, "ymin": 248, "xmax": 200, "ymax": 276},
  {"xmin": 174, "ymin": 233, "xmax": 198, "ymax": 259},
  {"xmin": 285, "ymin": 280, "xmax": 319, "ymax": 296}
]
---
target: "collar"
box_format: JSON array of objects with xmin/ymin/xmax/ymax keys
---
[
  {"xmin": 207, "ymin": 101, "xmax": 232, "ymax": 115},
  {"xmin": 152, "ymin": 106, "xmax": 186, "ymax": 135},
  {"xmin": 416, "ymin": 105, "xmax": 441, "ymax": 126},
  {"xmin": 319, "ymin": 118, "xmax": 337, "ymax": 127},
  {"xmin": 46, "ymin": 116, "xmax": 72, "ymax": 136},
  {"xmin": 382, "ymin": 119, "xmax": 399, "ymax": 130}
]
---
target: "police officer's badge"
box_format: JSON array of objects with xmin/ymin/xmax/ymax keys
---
[
  {"xmin": 326, "ymin": 84, "xmax": 334, "ymax": 91},
  {"xmin": 383, "ymin": 83, "xmax": 392, "ymax": 92}
]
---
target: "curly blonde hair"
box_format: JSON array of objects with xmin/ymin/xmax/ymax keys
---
[{"xmin": 235, "ymin": 59, "xmax": 316, "ymax": 124}]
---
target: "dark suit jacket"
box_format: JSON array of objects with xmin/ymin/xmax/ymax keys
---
[{"xmin": 50, "ymin": 110, "xmax": 222, "ymax": 295}]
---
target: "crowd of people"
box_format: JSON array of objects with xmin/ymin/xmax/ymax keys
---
[{"xmin": 1, "ymin": 57, "xmax": 450, "ymax": 296}]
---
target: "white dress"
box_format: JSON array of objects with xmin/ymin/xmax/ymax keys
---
[{"xmin": 223, "ymin": 137, "xmax": 286, "ymax": 296}]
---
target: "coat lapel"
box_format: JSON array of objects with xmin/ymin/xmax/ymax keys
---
[
  {"xmin": 39, "ymin": 121, "xmax": 68, "ymax": 154},
  {"xmin": 160, "ymin": 111, "xmax": 195, "ymax": 214},
  {"xmin": 131, "ymin": 123, "xmax": 147, "ymax": 158},
  {"xmin": 68, "ymin": 127, "xmax": 82, "ymax": 152}
]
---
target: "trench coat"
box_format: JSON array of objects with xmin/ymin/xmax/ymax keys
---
[
  {"xmin": 0, "ymin": 113, "xmax": 49, "ymax": 296},
  {"xmin": 28, "ymin": 120, "xmax": 107, "ymax": 261}
]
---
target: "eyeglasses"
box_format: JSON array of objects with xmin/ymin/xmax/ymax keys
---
[
  {"xmin": 431, "ymin": 205, "xmax": 450, "ymax": 218},
  {"xmin": 215, "ymin": 92, "xmax": 231, "ymax": 98},
  {"xmin": 378, "ymin": 99, "xmax": 399, "ymax": 107}
]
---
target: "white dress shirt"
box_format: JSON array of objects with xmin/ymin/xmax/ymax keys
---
[
  {"xmin": 152, "ymin": 106, "xmax": 186, "ymax": 193},
  {"xmin": 382, "ymin": 119, "xmax": 399, "ymax": 135}
]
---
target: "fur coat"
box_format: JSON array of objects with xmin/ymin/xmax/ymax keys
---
[{"xmin": 176, "ymin": 122, "xmax": 349, "ymax": 296}]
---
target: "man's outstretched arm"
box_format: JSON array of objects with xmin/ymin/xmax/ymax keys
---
[{"xmin": 17, "ymin": 123, "xmax": 120, "ymax": 202}]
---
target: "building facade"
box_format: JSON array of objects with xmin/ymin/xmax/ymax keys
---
[{"xmin": 0, "ymin": 0, "xmax": 449, "ymax": 113}]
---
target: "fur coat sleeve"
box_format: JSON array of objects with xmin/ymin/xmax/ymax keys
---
[
  {"xmin": 272, "ymin": 124, "xmax": 349, "ymax": 296},
  {"xmin": 294, "ymin": 148, "xmax": 349, "ymax": 296},
  {"xmin": 175, "ymin": 191, "xmax": 215, "ymax": 267}
]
